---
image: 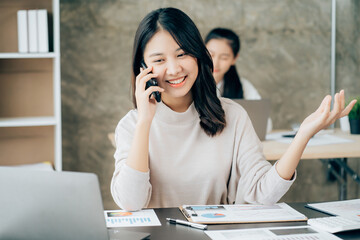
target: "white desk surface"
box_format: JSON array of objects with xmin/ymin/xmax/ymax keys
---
[{"xmin": 262, "ymin": 129, "xmax": 360, "ymax": 160}]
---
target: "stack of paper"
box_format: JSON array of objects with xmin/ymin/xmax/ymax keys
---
[
  {"xmin": 307, "ymin": 199, "xmax": 360, "ymax": 222},
  {"xmin": 205, "ymin": 226, "xmax": 341, "ymax": 240}
]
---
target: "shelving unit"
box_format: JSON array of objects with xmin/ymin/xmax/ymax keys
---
[{"xmin": 0, "ymin": 0, "xmax": 62, "ymax": 170}]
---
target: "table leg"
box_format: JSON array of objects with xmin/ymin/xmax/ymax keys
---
[
  {"xmin": 338, "ymin": 158, "xmax": 348, "ymax": 200},
  {"xmin": 321, "ymin": 158, "xmax": 347, "ymax": 200}
]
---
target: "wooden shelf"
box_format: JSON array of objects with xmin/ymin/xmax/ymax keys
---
[
  {"xmin": 0, "ymin": 52, "xmax": 57, "ymax": 59},
  {"xmin": 0, "ymin": 126, "xmax": 54, "ymax": 166},
  {"xmin": 0, "ymin": 117, "xmax": 56, "ymax": 127},
  {"xmin": 0, "ymin": 0, "xmax": 62, "ymax": 170}
]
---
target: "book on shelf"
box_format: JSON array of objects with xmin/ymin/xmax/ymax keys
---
[
  {"xmin": 37, "ymin": 9, "xmax": 49, "ymax": 53},
  {"xmin": 28, "ymin": 10, "xmax": 38, "ymax": 53},
  {"xmin": 17, "ymin": 10, "xmax": 28, "ymax": 53}
]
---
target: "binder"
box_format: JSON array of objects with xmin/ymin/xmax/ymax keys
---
[
  {"xmin": 28, "ymin": 10, "xmax": 38, "ymax": 53},
  {"xmin": 17, "ymin": 10, "xmax": 28, "ymax": 53},
  {"xmin": 37, "ymin": 9, "xmax": 49, "ymax": 53},
  {"xmin": 179, "ymin": 203, "xmax": 307, "ymax": 224}
]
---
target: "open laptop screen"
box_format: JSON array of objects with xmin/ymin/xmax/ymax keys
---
[
  {"xmin": 232, "ymin": 99, "xmax": 271, "ymax": 141},
  {"xmin": 0, "ymin": 167, "xmax": 108, "ymax": 240}
]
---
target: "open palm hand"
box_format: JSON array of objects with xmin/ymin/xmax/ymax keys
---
[{"xmin": 298, "ymin": 90, "xmax": 357, "ymax": 139}]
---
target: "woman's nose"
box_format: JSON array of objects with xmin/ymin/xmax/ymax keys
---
[
  {"xmin": 212, "ymin": 57, "xmax": 219, "ymax": 70},
  {"xmin": 166, "ymin": 59, "xmax": 181, "ymax": 75}
]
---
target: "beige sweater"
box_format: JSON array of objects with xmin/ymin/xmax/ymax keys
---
[{"xmin": 111, "ymin": 98, "xmax": 295, "ymax": 211}]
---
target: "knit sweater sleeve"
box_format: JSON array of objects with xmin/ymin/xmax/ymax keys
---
[
  {"xmin": 110, "ymin": 110, "xmax": 152, "ymax": 211},
  {"xmin": 225, "ymin": 100, "xmax": 296, "ymax": 205}
]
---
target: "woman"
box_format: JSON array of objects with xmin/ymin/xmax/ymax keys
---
[
  {"xmin": 205, "ymin": 28, "xmax": 258, "ymax": 99},
  {"xmin": 205, "ymin": 28, "xmax": 273, "ymax": 131},
  {"xmin": 111, "ymin": 7, "xmax": 356, "ymax": 211}
]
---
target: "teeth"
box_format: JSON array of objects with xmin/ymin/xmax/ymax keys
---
[{"xmin": 168, "ymin": 77, "xmax": 185, "ymax": 84}]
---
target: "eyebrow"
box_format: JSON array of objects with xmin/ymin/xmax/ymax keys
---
[
  {"xmin": 148, "ymin": 48, "xmax": 183, "ymax": 58},
  {"xmin": 209, "ymin": 50, "xmax": 231, "ymax": 57},
  {"xmin": 219, "ymin": 53, "xmax": 231, "ymax": 57}
]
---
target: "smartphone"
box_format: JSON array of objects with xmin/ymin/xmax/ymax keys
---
[{"xmin": 140, "ymin": 61, "xmax": 161, "ymax": 102}]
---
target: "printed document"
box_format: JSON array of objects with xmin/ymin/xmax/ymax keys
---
[
  {"xmin": 104, "ymin": 209, "xmax": 161, "ymax": 227},
  {"xmin": 307, "ymin": 199, "xmax": 360, "ymax": 221}
]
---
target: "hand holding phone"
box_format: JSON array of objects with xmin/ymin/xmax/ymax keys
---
[{"xmin": 140, "ymin": 61, "xmax": 161, "ymax": 102}]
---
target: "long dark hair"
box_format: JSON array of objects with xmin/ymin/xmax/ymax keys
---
[
  {"xmin": 205, "ymin": 28, "xmax": 244, "ymax": 99},
  {"xmin": 131, "ymin": 8, "xmax": 226, "ymax": 136}
]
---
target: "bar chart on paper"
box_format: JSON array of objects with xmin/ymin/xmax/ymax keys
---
[{"xmin": 104, "ymin": 209, "xmax": 161, "ymax": 227}]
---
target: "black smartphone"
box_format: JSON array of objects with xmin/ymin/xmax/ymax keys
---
[{"xmin": 140, "ymin": 61, "xmax": 161, "ymax": 102}]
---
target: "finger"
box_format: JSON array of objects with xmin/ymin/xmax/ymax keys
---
[
  {"xmin": 339, "ymin": 90, "xmax": 345, "ymax": 110},
  {"xmin": 144, "ymin": 86, "xmax": 164, "ymax": 98},
  {"xmin": 320, "ymin": 95, "xmax": 332, "ymax": 124},
  {"xmin": 135, "ymin": 66, "xmax": 154, "ymax": 85},
  {"xmin": 138, "ymin": 73, "xmax": 159, "ymax": 91},
  {"xmin": 324, "ymin": 93, "xmax": 341, "ymax": 126},
  {"xmin": 331, "ymin": 93, "xmax": 341, "ymax": 117},
  {"xmin": 317, "ymin": 95, "xmax": 331, "ymax": 113},
  {"xmin": 339, "ymin": 99, "xmax": 357, "ymax": 118}
]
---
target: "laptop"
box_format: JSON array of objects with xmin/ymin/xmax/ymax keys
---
[
  {"xmin": 0, "ymin": 167, "xmax": 150, "ymax": 240},
  {"xmin": 232, "ymin": 99, "xmax": 271, "ymax": 141}
]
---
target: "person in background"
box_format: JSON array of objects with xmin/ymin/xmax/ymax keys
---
[
  {"xmin": 110, "ymin": 7, "xmax": 357, "ymax": 211},
  {"xmin": 205, "ymin": 28, "xmax": 273, "ymax": 132}
]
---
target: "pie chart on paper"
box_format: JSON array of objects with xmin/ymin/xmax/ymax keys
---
[{"xmin": 201, "ymin": 213, "xmax": 226, "ymax": 218}]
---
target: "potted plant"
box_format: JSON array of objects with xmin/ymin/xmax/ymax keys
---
[{"xmin": 348, "ymin": 97, "xmax": 360, "ymax": 134}]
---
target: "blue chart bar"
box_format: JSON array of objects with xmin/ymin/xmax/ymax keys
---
[{"xmin": 108, "ymin": 217, "xmax": 152, "ymax": 225}]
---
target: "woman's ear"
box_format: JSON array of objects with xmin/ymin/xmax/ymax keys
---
[{"xmin": 231, "ymin": 53, "xmax": 239, "ymax": 65}]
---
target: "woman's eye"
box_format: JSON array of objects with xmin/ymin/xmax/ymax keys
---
[
  {"xmin": 153, "ymin": 59, "xmax": 164, "ymax": 63},
  {"xmin": 177, "ymin": 53, "xmax": 186, "ymax": 57}
]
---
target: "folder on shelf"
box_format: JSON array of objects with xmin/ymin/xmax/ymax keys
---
[
  {"xmin": 37, "ymin": 9, "xmax": 49, "ymax": 53},
  {"xmin": 17, "ymin": 10, "xmax": 28, "ymax": 53},
  {"xmin": 28, "ymin": 10, "xmax": 38, "ymax": 53},
  {"xmin": 179, "ymin": 203, "xmax": 307, "ymax": 224}
]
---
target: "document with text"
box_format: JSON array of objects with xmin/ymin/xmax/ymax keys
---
[
  {"xmin": 104, "ymin": 209, "xmax": 161, "ymax": 227},
  {"xmin": 205, "ymin": 225, "xmax": 341, "ymax": 240},
  {"xmin": 307, "ymin": 199, "xmax": 360, "ymax": 222}
]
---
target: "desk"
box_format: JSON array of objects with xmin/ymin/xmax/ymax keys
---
[
  {"xmin": 262, "ymin": 129, "xmax": 360, "ymax": 200},
  {"xmin": 262, "ymin": 129, "xmax": 360, "ymax": 161},
  {"xmin": 118, "ymin": 203, "xmax": 360, "ymax": 240}
]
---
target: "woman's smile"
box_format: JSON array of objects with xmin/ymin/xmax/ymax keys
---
[{"xmin": 166, "ymin": 76, "xmax": 187, "ymax": 88}]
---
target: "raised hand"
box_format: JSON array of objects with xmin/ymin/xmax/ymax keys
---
[
  {"xmin": 276, "ymin": 90, "xmax": 357, "ymax": 180},
  {"xmin": 298, "ymin": 90, "xmax": 357, "ymax": 139},
  {"xmin": 135, "ymin": 66, "xmax": 164, "ymax": 123}
]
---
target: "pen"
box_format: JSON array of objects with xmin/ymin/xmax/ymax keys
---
[{"xmin": 166, "ymin": 218, "xmax": 208, "ymax": 230}]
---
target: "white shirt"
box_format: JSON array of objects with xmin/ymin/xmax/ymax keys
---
[
  {"xmin": 216, "ymin": 78, "xmax": 261, "ymax": 100},
  {"xmin": 111, "ymin": 98, "xmax": 294, "ymax": 211}
]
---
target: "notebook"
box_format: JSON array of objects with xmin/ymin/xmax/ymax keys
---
[
  {"xmin": 0, "ymin": 167, "xmax": 150, "ymax": 240},
  {"xmin": 232, "ymin": 99, "xmax": 271, "ymax": 141}
]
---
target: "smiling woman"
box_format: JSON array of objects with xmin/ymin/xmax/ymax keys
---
[
  {"xmin": 142, "ymin": 30, "xmax": 199, "ymax": 108},
  {"xmin": 110, "ymin": 7, "xmax": 356, "ymax": 212}
]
